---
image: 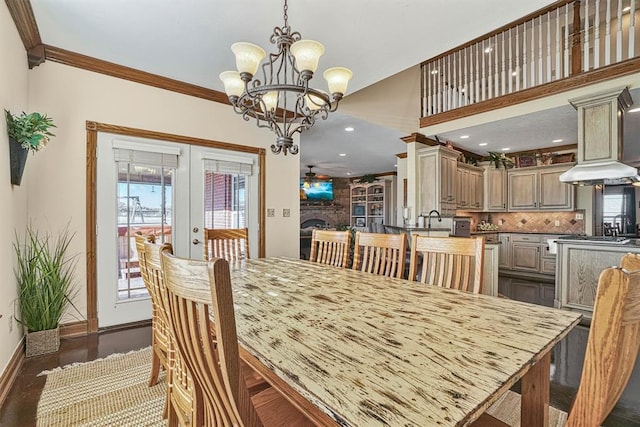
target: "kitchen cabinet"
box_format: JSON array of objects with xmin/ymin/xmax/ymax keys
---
[
  {"xmin": 481, "ymin": 244, "xmax": 500, "ymax": 297},
  {"xmin": 350, "ymin": 181, "xmax": 391, "ymax": 229},
  {"xmin": 498, "ymin": 233, "xmax": 560, "ymax": 276},
  {"xmin": 507, "ymin": 165, "xmax": 574, "ymax": 211},
  {"xmin": 417, "ymin": 146, "xmax": 458, "ymax": 217},
  {"xmin": 499, "ymin": 276, "xmax": 555, "ymax": 307},
  {"xmin": 457, "ymin": 164, "xmax": 484, "ymax": 210},
  {"xmin": 484, "ymin": 167, "xmax": 507, "ymax": 211}
]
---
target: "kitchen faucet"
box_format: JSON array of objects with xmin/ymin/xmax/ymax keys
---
[{"xmin": 427, "ymin": 210, "xmax": 442, "ymax": 228}]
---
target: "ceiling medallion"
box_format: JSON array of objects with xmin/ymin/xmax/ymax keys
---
[{"xmin": 219, "ymin": 0, "xmax": 352, "ymax": 156}]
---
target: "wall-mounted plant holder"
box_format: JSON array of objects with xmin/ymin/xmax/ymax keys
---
[{"xmin": 9, "ymin": 136, "xmax": 28, "ymax": 186}]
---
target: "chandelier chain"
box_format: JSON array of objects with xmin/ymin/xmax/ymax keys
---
[{"xmin": 283, "ymin": 0, "xmax": 289, "ymax": 29}]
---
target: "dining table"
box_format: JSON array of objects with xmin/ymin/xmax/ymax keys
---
[{"xmin": 229, "ymin": 257, "xmax": 582, "ymax": 427}]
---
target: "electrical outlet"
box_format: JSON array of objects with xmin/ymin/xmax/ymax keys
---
[
  {"xmin": 575, "ymin": 213, "xmax": 584, "ymax": 220},
  {"xmin": 554, "ymin": 220, "xmax": 560, "ymax": 227}
]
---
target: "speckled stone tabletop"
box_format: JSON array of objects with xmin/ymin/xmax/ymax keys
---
[{"xmin": 230, "ymin": 257, "xmax": 581, "ymax": 426}]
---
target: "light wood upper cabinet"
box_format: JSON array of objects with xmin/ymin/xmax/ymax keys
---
[
  {"xmin": 470, "ymin": 169, "xmax": 484, "ymax": 210},
  {"xmin": 417, "ymin": 146, "xmax": 458, "ymax": 217},
  {"xmin": 457, "ymin": 164, "xmax": 484, "ymax": 211},
  {"xmin": 484, "ymin": 167, "xmax": 507, "ymax": 211},
  {"xmin": 508, "ymin": 165, "xmax": 574, "ymax": 211}
]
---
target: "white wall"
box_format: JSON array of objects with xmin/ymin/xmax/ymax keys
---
[{"xmin": 0, "ymin": 2, "xmax": 30, "ymax": 380}]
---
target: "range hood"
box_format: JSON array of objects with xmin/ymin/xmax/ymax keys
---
[{"xmin": 559, "ymin": 88, "xmax": 639, "ymax": 185}]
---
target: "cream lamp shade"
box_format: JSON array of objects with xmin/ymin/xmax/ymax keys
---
[
  {"xmin": 219, "ymin": 71, "xmax": 244, "ymax": 97},
  {"xmin": 262, "ymin": 91, "xmax": 279, "ymax": 112},
  {"xmin": 323, "ymin": 67, "xmax": 353, "ymax": 94},
  {"xmin": 231, "ymin": 42, "xmax": 266, "ymax": 76},
  {"xmin": 290, "ymin": 40, "xmax": 325, "ymax": 73}
]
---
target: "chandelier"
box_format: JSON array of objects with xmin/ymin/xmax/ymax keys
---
[{"xmin": 219, "ymin": 0, "xmax": 353, "ymax": 156}]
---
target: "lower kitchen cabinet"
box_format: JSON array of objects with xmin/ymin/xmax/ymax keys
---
[{"xmin": 498, "ymin": 275, "xmax": 555, "ymax": 307}]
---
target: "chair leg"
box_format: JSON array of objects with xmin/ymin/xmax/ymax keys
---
[{"xmin": 149, "ymin": 351, "xmax": 161, "ymax": 386}]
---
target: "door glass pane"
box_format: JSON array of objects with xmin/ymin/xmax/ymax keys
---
[
  {"xmin": 117, "ymin": 163, "xmax": 174, "ymax": 300},
  {"xmin": 203, "ymin": 171, "xmax": 246, "ymax": 229}
]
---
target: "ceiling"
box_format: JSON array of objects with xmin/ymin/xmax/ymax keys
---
[{"xmin": 30, "ymin": 0, "xmax": 562, "ymax": 177}]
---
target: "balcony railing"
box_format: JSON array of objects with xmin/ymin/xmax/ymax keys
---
[{"xmin": 421, "ymin": 0, "xmax": 639, "ymax": 122}]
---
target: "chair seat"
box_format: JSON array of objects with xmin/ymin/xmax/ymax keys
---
[
  {"xmin": 241, "ymin": 360, "xmax": 270, "ymax": 395},
  {"xmin": 252, "ymin": 387, "xmax": 315, "ymax": 427},
  {"xmin": 475, "ymin": 390, "xmax": 568, "ymax": 427}
]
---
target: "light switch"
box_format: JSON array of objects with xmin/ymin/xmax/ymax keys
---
[
  {"xmin": 575, "ymin": 213, "xmax": 584, "ymax": 220},
  {"xmin": 267, "ymin": 209, "xmax": 275, "ymax": 217},
  {"xmin": 283, "ymin": 208, "xmax": 290, "ymax": 217}
]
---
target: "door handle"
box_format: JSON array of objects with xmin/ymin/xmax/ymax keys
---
[{"xmin": 193, "ymin": 239, "xmax": 201, "ymax": 245}]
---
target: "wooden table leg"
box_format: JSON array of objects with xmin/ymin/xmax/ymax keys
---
[{"xmin": 520, "ymin": 352, "xmax": 551, "ymax": 427}]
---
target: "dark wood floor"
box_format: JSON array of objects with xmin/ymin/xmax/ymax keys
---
[
  {"xmin": 0, "ymin": 325, "xmax": 152, "ymax": 427},
  {"xmin": 1, "ymin": 323, "xmax": 639, "ymax": 426}
]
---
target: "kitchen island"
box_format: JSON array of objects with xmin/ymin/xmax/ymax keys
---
[{"xmin": 555, "ymin": 237, "xmax": 640, "ymax": 319}]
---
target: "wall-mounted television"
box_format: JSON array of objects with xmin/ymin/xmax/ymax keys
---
[{"xmin": 300, "ymin": 179, "xmax": 334, "ymax": 201}]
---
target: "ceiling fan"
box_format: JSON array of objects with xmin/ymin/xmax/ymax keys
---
[{"xmin": 303, "ymin": 165, "xmax": 330, "ymax": 183}]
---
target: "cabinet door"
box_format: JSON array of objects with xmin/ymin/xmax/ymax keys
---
[
  {"xmin": 498, "ymin": 234, "xmax": 511, "ymax": 268},
  {"xmin": 471, "ymin": 170, "xmax": 484, "ymax": 209},
  {"xmin": 508, "ymin": 170, "xmax": 538, "ymax": 210},
  {"xmin": 440, "ymin": 156, "xmax": 456, "ymax": 205},
  {"xmin": 456, "ymin": 168, "xmax": 469, "ymax": 208},
  {"xmin": 510, "ymin": 279, "xmax": 540, "ymax": 305},
  {"xmin": 511, "ymin": 243, "xmax": 540, "ymax": 272},
  {"xmin": 485, "ymin": 168, "xmax": 506, "ymax": 211},
  {"xmin": 539, "ymin": 168, "xmax": 574, "ymax": 210}
]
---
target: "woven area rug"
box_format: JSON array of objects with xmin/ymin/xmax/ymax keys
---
[{"xmin": 36, "ymin": 347, "xmax": 167, "ymax": 427}]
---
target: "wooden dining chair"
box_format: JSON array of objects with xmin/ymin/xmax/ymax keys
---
[
  {"xmin": 161, "ymin": 253, "xmax": 313, "ymax": 426},
  {"xmin": 203, "ymin": 227, "xmax": 249, "ymax": 262},
  {"xmin": 352, "ymin": 231, "xmax": 407, "ymax": 278},
  {"xmin": 408, "ymin": 235, "xmax": 485, "ymax": 294},
  {"xmin": 134, "ymin": 234, "xmax": 169, "ymax": 389},
  {"xmin": 475, "ymin": 255, "xmax": 640, "ymax": 427},
  {"xmin": 309, "ymin": 229, "xmax": 351, "ymax": 268}
]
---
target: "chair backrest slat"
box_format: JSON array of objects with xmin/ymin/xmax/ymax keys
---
[
  {"xmin": 566, "ymin": 255, "xmax": 640, "ymax": 426},
  {"xmin": 204, "ymin": 228, "xmax": 249, "ymax": 262},
  {"xmin": 408, "ymin": 236, "xmax": 485, "ymax": 294},
  {"xmin": 310, "ymin": 229, "xmax": 351, "ymax": 268},
  {"xmin": 352, "ymin": 232, "xmax": 407, "ymax": 279}
]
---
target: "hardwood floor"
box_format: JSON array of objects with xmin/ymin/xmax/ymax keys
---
[{"xmin": 0, "ymin": 322, "xmax": 639, "ymax": 426}]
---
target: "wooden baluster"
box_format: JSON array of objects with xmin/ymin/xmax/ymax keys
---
[
  {"xmin": 546, "ymin": 12, "xmax": 552, "ymax": 83},
  {"xmin": 481, "ymin": 40, "xmax": 486, "ymax": 100},
  {"xmin": 435, "ymin": 58, "xmax": 440, "ymax": 114},
  {"xmin": 508, "ymin": 28, "xmax": 514, "ymax": 93},
  {"xmin": 630, "ymin": 0, "xmax": 636, "ymax": 59},
  {"xmin": 531, "ymin": 17, "xmax": 536, "ymax": 86},
  {"xmin": 556, "ymin": 8, "xmax": 561, "ymax": 80},
  {"xmin": 425, "ymin": 63, "xmax": 431, "ymax": 116},
  {"xmin": 584, "ymin": 0, "xmax": 590, "ymax": 72},
  {"xmin": 565, "ymin": 3, "xmax": 571, "ymax": 77},
  {"xmin": 539, "ymin": 15, "xmax": 544, "ymax": 84},
  {"xmin": 516, "ymin": 25, "xmax": 521, "ymax": 91},
  {"xmin": 494, "ymin": 35, "xmax": 500, "ymax": 97},
  {"xmin": 523, "ymin": 21, "xmax": 528, "ymax": 88},
  {"xmin": 463, "ymin": 47, "xmax": 468, "ymax": 106},
  {"xmin": 447, "ymin": 55, "xmax": 452, "ymax": 111},
  {"xmin": 572, "ymin": 0, "xmax": 583, "ymax": 74},
  {"xmin": 488, "ymin": 37, "xmax": 493, "ymax": 99},
  {"xmin": 452, "ymin": 52, "xmax": 457, "ymax": 109},
  {"xmin": 501, "ymin": 32, "xmax": 506, "ymax": 95},
  {"xmin": 616, "ymin": 0, "xmax": 623, "ymax": 61},
  {"xmin": 595, "ymin": 0, "xmax": 601, "ymax": 68},
  {"xmin": 605, "ymin": 0, "xmax": 611, "ymax": 65},
  {"xmin": 457, "ymin": 50, "xmax": 462, "ymax": 108},
  {"xmin": 475, "ymin": 43, "xmax": 480, "ymax": 103}
]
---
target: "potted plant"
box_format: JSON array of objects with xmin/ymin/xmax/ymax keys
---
[
  {"xmin": 5, "ymin": 110, "xmax": 56, "ymax": 186},
  {"xmin": 14, "ymin": 224, "xmax": 78, "ymax": 357}
]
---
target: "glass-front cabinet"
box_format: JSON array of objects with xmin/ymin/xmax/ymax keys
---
[{"xmin": 350, "ymin": 181, "xmax": 391, "ymax": 230}]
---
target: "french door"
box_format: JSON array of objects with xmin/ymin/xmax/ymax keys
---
[{"xmin": 96, "ymin": 133, "xmax": 258, "ymax": 327}]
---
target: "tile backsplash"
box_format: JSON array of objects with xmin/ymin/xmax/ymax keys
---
[{"xmin": 458, "ymin": 210, "xmax": 586, "ymax": 234}]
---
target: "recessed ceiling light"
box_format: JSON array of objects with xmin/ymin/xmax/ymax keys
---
[
  {"xmin": 484, "ymin": 47, "xmax": 493, "ymax": 53},
  {"xmin": 501, "ymin": 147, "xmax": 511, "ymax": 151},
  {"xmin": 347, "ymin": 172, "xmax": 351, "ymax": 176},
  {"xmin": 629, "ymin": 106, "xmax": 640, "ymax": 113},
  {"xmin": 552, "ymin": 139, "xmax": 563, "ymax": 143},
  {"xmin": 344, "ymin": 126, "xmax": 355, "ymax": 132},
  {"xmin": 512, "ymin": 71, "xmax": 517, "ymax": 76},
  {"xmin": 339, "ymin": 153, "xmax": 346, "ymax": 157},
  {"xmin": 460, "ymin": 135, "xmax": 470, "ymax": 139},
  {"xmin": 623, "ymin": 6, "xmax": 631, "ymax": 12},
  {"xmin": 394, "ymin": 164, "xmax": 398, "ymax": 167},
  {"xmin": 431, "ymin": 69, "xmax": 438, "ymax": 75},
  {"xmin": 479, "ymin": 143, "xmax": 488, "ymax": 146}
]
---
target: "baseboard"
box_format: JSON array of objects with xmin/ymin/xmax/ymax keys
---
[
  {"xmin": 0, "ymin": 337, "xmax": 25, "ymax": 408},
  {"xmin": 98, "ymin": 319, "xmax": 151, "ymax": 333},
  {"xmin": 60, "ymin": 320, "xmax": 89, "ymax": 338}
]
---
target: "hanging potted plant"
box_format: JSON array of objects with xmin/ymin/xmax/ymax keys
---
[
  {"xmin": 5, "ymin": 110, "xmax": 56, "ymax": 186},
  {"xmin": 14, "ymin": 224, "xmax": 78, "ymax": 357}
]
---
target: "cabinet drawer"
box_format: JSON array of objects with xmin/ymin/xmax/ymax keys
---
[
  {"xmin": 541, "ymin": 259, "xmax": 556, "ymax": 275},
  {"xmin": 511, "ymin": 234, "xmax": 541, "ymax": 243}
]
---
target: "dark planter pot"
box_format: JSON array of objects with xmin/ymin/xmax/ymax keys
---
[{"xmin": 9, "ymin": 136, "xmax": 28, "ymax": 186}]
